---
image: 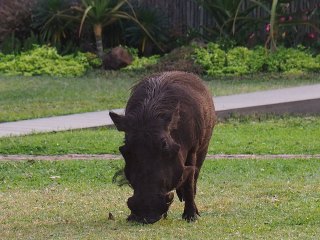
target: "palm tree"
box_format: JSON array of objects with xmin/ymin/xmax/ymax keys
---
[
  {"xmin": 71, "ymin": 0, "xmax": 127, "ymax": 58},
  {"xmin": 72, "ymin": 0, "xmax": 161, "ymax": 59},
  {"xmin": 34, "ymin": 0, "xmax": 162, "ymax": 59}
]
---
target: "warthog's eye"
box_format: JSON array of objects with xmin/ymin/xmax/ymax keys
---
[
  {"xmin": 161, "ymin": 138, "xmax": 180, "ymax": 157},
  {"xmin": 161, "ymin": 138, "xmax": 169, "ymax": 152}
]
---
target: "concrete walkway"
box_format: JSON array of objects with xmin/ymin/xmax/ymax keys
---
[{"xmin": 1, "ymin": 84, "xmax": 320, "ymax": 138}]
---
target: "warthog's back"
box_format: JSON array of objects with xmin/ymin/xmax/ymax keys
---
[{"xmin": 126, "ymin": 71, "xmax": 215, "ymax": 152}]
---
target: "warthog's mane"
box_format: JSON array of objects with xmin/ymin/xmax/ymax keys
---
[{"xmin": 125, "ymin": 71, "xmax": 207, "ymax": 140}]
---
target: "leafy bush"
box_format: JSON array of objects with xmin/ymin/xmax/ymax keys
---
[
  {"xmin": 193, "ymin": 43, "xmax": 225, "ymax": 76},
  {"xmin": 121, "ymin": 46, "xmax": 159, "ymax": 71},
  {"xmin": 193, "ymin": 44, "xmax": 320, "ymax": 76},
  {"xmin": 265, "ymin": 47, "xmax": 320, "ymax": 73},
  {"xmin": 123, "ymin": 54, "xmax": 160, "ymax": 71},
  {"xmin": 247, "ymin": 46, "xmax": 267, "ymax": 73},
  {"xmin": 83, "ymin": 52, "xmax": 102, "ymax": 68},
  {"xmin": 0, "ymin": 45, "xmax": 91, "ymax": 77},
  {"xmin": 224, "ymin": 47, "xmax": 252, "ymax": 75}
]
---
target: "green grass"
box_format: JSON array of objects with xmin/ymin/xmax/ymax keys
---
[
  {"xmin": 1, "ymin": 159, "xmax": 319, "ymax": 239},
  {"xmin": 1, "ymin": 71, "xmax": 320, "ymax": 122},
  {"xmin": 0, "ymin": 71, "xmax": 138, "ymax": 123},
  {"xmin": 205, "ymin": 72, "xmax": 320, "ymax": 97},
  {"xmin": 0, "ymin": 116, "xmax": 319, "ymax": 155}
]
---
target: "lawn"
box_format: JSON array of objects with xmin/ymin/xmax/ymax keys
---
[
  {"xmin": 1, "ymin": 71, "xmax": 320, "ymax": 122},
  {"xmin": 1, "ymin": 158, "xmax": 319, "ymax": 239},
  {"xmin": 0, "ymin": 71, "xmax": 137, "ymax": 123},
  {"xmin": 1, "ymin": 71, "xmax": 320, "ymax": 239},
  {"xmin": 0, "ymin": 116, "xmax": 319, "ymax": 155}
]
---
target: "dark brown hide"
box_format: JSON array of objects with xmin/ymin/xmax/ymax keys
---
[{"xmin": 109, "ymin": 71, "xmax": 216, "ymax": 223}]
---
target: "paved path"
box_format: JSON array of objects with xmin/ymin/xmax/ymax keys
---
[
  {"xmin": 1, "ymin": 154, "xmax": 320, "ymax": 161},
  {"xmin": 0, "ymin": 108, "xmax": 124, "ymax": 138},
  {"xmin": 1, "ymin": 84, "xmax": 320, "ymax": 138},
  {"xmin": 215, "ymin": 84, "xmax": 320, "ymax": 118}
]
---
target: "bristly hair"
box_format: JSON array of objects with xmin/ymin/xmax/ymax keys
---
[{"xmin": 124, "ymin": 71, "xmax": 206, "ymax": 139}]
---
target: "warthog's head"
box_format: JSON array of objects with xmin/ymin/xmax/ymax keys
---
[{"xmin": 110, "ymin": 107, "xmax": 183, "ymax": 224}]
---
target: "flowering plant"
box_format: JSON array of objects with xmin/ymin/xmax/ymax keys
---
[{"xmin": 263, "ymin": 0, "xmax": 320, "ymax": 51}]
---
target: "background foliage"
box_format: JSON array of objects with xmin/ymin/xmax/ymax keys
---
[
  {"xmin": 193, "ymin": 43, "xmax": 320, "ymax": 76},
  {"xmin": 0, "ymin": 46, "xmax": 92, "ymax": 77},
  {"xmin": 0, "ymin": 0, "xmax": 319, "ymax": 75}
]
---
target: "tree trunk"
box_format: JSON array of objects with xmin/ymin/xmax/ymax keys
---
[
  {"xmin": 94, "ymin": 24, "xmax": 104, "ymax": 59},
  {"xmin": 269, "ymin": 0, "xmax": 278, "ymax": 52}
]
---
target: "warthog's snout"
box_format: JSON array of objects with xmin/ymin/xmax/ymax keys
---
[{"xmin": 127, "ymin": 192, "xmax": 174, "ymax": 224}]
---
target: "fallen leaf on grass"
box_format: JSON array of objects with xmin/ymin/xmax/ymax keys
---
[
  {"xmin": 49, "ymin": 176, "xmax": 61, "ymax": 179},
  {"xmin": 108, "ymin": 212, "xmax": 115, "ymax": 220}
]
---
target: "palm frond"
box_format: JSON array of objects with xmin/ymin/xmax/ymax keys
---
[{"xmin": 79, "ymin": 5, "xmax": 93, "ymax": 36}]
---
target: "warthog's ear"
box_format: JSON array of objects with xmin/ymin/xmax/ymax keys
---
[
  {"xmin": 166, "ymin": 103, "xmax": 180, "ymax": 131},
  {"xmin": 109, "ymin": 112, "xmax": 127, "ymax": 131}
]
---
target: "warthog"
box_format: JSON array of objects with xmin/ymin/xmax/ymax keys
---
[{"xmin": 110, "ymin": 71, "xmax": 216, "ymax": 223}]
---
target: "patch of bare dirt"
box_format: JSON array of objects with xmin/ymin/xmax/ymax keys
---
[
  {"xmin": 0, "ymin": 154, "xmax": 319, "ymax": 161},
  {"xmin": 149, "ymin": 45, "xmax": 204, "ymax": 74},
  {"xmin": 0, "ymin": 154, "xmax": 121, "ymax": 161}
]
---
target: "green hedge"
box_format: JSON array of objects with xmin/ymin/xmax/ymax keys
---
[
  {"xmin": 193, "ymin": 43, "xmax": 320, "ymax": 76},
  {"xmin": 2, "ymin": 44, "xmax": 319, "ymax": 77},
  {"xmin": 0, "ymin": 46, "xmax": 100, "ymax": 77}
]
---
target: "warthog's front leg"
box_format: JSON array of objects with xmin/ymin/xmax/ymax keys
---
[{"xmin": 176, "ymin": 166, "xmax": 200, "ymax": 222}]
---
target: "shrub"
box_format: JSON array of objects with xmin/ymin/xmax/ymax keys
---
[
  {"xmin": 193, "ymin": 43, "xmax": 225, "ymax": 76},
  {"xmin": 266, "ymin": 47, "xmax": 320, "ymax": 73},
  {"xmin": 247, "ymin": 46, "xmax": 267, "ymax": 73},
  {"xmin": 83, "ymin": 52, "xmax": 102, "ymax": 68},
  {"xmin": 193, "ymin": 43, "xmax": 320, "ymax": 76},
  {"xmin": 0, "ymin": 45, "xmax": 91, "ymax": 77},
  {"xmin": 123, "ymin": 53, "xmax": 160, "ymax": 71},
  {"xmin": 224, "ymin": 47, "xmax": 252, "ymax": 75}
]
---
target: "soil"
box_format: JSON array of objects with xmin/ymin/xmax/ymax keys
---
[
  {"xmin": 149, "ymin": 45, "xmax": 204, "ymax": 74},
  {"xmin": 1, "ymin": 154, "xmax": 319, "ymax": 161}
]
